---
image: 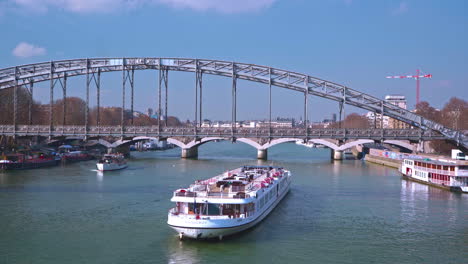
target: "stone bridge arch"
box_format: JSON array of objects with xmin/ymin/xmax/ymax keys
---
[{"xmin": 382, "ymin": 140, "xmax": 415, "ymax": 152}]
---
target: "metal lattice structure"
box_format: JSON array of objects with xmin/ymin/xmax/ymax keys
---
[{"xmin": 0, "ymin": 58, "xmax": 466, "ymax": 148}]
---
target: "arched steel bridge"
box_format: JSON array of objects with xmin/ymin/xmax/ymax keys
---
[{"xmin": 0, "ymin": 57, "xmax": 466, "ymax": 156}]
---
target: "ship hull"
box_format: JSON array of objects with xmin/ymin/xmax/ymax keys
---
[
  {"xmin": 401, "ymin": 174, "xmax": 468, "ymax": 193},
  {"xmin": 96, "ymin": 163, "xmax": 127, "ymax": 171},
  {"xmin": 0, "ymin": 159, "xmax": 60, "ymax": 170}
]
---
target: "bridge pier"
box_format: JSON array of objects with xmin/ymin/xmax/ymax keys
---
[
  {"xmin": 257, "ymin": 149, "xmax": 268, "ymax": 160},
  {"xmin": 331, "ymin": 150, "xmax": 343, "ymax": 160},
  {"xmin": 181, "ymin": 146, "xmax": 198, "ymax": 159}
]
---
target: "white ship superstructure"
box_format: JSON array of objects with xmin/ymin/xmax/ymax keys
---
[
  {"xmin": 401, "ymin": 158, "xmax": 468, "ymax": 193},
  {"xmin": 167, "ymin": 166, "xmax": 291, "ymax": 240}
]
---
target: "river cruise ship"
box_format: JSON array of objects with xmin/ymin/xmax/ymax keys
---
[
  {"xmin": 401, "ymin": 158, "xmax": 468, "ymax": 193},
  {"xmin": 167, "ymin": 166, "xmax": 291, "ymax": 240}
]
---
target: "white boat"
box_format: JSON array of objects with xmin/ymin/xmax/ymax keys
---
[
  {"xmin": 167, "ymin": 166, "xmax": 292, "ymax": 240},
  {"xmin": 96, "ymin": 154, "xmax": 127, "ymax": 171},
  {"xmin": 295, "ymin": 140, "xmax": 314, "ymax": 148},
  {"xmin": 401, "ymin": 158, "xmax": 468, "ymax": 193}
]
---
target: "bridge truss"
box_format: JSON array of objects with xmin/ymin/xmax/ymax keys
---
[{"xmin": 0, "ymin": 58, "xmax": 466, "ymax": 149}]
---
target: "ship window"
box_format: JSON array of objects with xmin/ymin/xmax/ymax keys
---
[
  {"xmin": 437, "ymin": 165, "xmax": 442, "ymax": 170},
  {"xmin": 188, "ymin": 203, "xmax": 203, "ymax": 214},
  {"xmin": 207, "ymin": 203, "xmax": 221, "ymax": 215},
  {"xmin": 450, "ymin": 166, "xmax": 455, "ymax": 171}
]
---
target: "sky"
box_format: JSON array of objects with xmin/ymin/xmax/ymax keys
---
[{"xmin": 1, "ymin": 0, "xmax": 467, "ymax": 122}]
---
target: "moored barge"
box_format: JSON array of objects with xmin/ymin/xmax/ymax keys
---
[
  {"xmin": 401, "ymin": 158, "xmax": 468, "ymax": 193},
  {"xmin": 0, "ymin": 153, "xmax": 60, "ymax": 170},
  {"xmin": 167, "ymin": 166, "xmax": 292, "ymax": 240}
]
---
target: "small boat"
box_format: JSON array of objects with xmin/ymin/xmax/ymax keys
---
[
  {"xmin": 96, "ymin": 154, "xmax": 127, "ymax": 171},
  {"xmin": 167, "ymin": 166, "xmax": 292, "ymax": 240},
  {"xmin": 295, "ymin": 140, "xmax": 314, "ymax": 148},
  {"xmin": 401, "ymin": 158, "xmax": 468, "ymax": 193},
  {"xmin": 0, "ymin": 153, "xmax": 60, "ymax": 170}
]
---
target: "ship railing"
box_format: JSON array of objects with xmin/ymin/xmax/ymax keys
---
[
  {"xmin": 190, "ymin": 184, "xmax": 208, "ymax": 192},
  {"xmin": 174, "ymin": 190, "xmax": 252, "ymax": 199},
  {"xmin": 174, "ymin": 191, "xmax": 197, "ymax": 197},
  {"xmin": 414, "ymin": 166, "xmax": 456, "ymax": 176},
  {"xmin": 169, "ymin": 209, "xmax": 253, "ymax": 220},
  {"xmin": 202, "ymin": 191, "xmax": 251, "ymax": 199}
]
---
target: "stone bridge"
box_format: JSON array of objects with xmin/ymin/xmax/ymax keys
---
[{"xmin": 1, "ymin": 125, "xmax": 444, "ymax": 159}]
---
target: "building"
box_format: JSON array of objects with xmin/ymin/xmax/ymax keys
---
[
  {"xmin": 201, "ymin": 120, "xmax": 212, "ymax": 127},
  {"xmin": 366, "ymin": 111, "xmax": 389, "ymax": 128},
  {"xmin": 366, "ymin": 95, "xmax": 409, "ymax": 129},
  {"xmin": 385, "ymin": 95, "xmax": 407, "ymax": 109},
  {"xmin": 385, "ymin": 95, "xmax": 410, "ymax": 129}
]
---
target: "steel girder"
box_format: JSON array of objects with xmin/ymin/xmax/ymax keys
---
[{"xmin": 0, "ymin": 58, "xmax": 466, "ymax": 148}]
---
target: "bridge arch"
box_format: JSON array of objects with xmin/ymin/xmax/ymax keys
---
[
  {"xmin": 382, "ymin": 140, "xmax": 415, "ymax": 152},
  {"xmin": 167, "ymin": 137, "xmax": 226, "ymax": 149},
  {"xmin": 0, "ymin": 57, "xmax": 465, "ymax": 149},
  {"xmin": 336, "ymin": 139, "xmax": 374, "ymax": 151}
]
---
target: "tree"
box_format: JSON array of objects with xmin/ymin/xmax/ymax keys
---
[
  {"xmin": 53, "ymin": 97, "xmax": 87, "ymax": 125},
  {"xmin": 414, "ymin": 98, "xmax": 468, "ymax": 155},
  {"xmin": 329, "ymin": 113, "xmax": 370, "ymax": 129},
  {"xmin": 439, "ymin": 97, "xmax": 468, "ymax": 130},
  {"xmin": 415, "ymin": 101, "xmax": 441, "ymax": 122},
  {"xmin": 0, "ymin": 86, "xmax": 38, "ymax": 125}
]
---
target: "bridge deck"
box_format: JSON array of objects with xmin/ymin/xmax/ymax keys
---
[{"xmin": 0, "ymin": 125, "xmax": 445, "ymax": 140}]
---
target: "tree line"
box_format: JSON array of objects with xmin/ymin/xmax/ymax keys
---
[
  {"xmin": 414, "ymin": 97, "xmax": 468, "ymax": 154},
  {"xmin": 0, "ymin": 86, "xmax": 182, "ymax": 126}
]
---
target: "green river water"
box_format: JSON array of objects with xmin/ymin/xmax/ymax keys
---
[{"xmin": 0, "ymin": 142, "xmax": 467, "ymax": 264}]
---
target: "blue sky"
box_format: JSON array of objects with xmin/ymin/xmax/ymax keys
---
[{"xmin": 1, "ymin": 0, "xmax": 467, "ymax": 122}]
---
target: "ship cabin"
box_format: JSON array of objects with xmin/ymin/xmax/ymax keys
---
[{"xmin": 170, "ymin": 166, "xmax": 287, "ymax": 220}]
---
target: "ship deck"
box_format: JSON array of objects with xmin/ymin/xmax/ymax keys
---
[{"xmin": 172, "ymin": 166, "xmax": 285, "ymax": 200}]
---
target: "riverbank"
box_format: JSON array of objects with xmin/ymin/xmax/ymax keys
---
[
  {"xmin": 362, "ymin": 148, "xmax": 424, "ymax": 170},
  {"xmin": 364, "ymin": 154, "xmax": 401, "ymax": 169}
]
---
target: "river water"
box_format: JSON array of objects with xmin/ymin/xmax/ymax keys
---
[{"xmin": 0, "ymin": 142, "xmax": 467, "ymax": 264}]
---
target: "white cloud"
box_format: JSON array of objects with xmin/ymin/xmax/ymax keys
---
[
  {"xmin": 10, "ymin": 0, "xmax": 276, "ymax": 14},
  {"xmin": 12, "ymin": 42, "xmax": 46, "ymax": 58},
  {"xmin": 392, "ymin": 2, "xmax": 408, "ymax": 15},
  {"xmin": 158, "ymin": 0, "xmax": 276, "ymax": 13},
  {"xmin": 12, "ymin": 0, "xmax": 131, "ymax": 13}
]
